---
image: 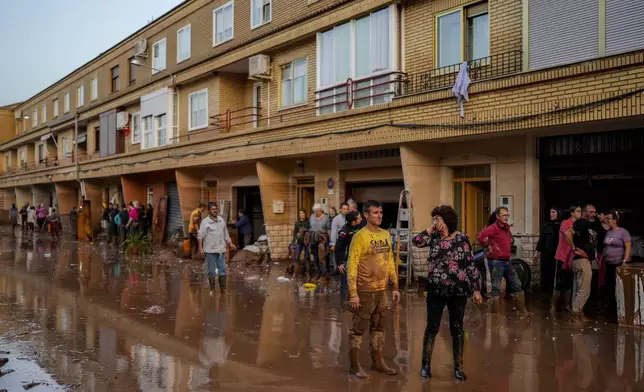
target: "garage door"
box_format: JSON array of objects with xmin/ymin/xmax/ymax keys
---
[{"xmin": 166, "ymin": 182, "xmax": 184, "ymax": 238}]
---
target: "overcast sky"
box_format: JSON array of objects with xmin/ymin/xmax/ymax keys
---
[{"xmin": 0, "ymin": 0, "xmax": 182, "ymax": 106}]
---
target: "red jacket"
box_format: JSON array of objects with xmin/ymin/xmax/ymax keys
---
[{"xmin": 477, "ymin": 221, "xmax": 512, "ymax": 260}]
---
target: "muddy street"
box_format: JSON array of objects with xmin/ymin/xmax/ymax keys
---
[{"xmin": 0, "ymin": 229, "xmax": 641, "ymax": 391}]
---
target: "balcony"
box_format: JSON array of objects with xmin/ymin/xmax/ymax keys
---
[
  {"xmin": 397, "ymin": 51, "xmax": 523, "ymax": 97},
  {"xmin": 178, "ymin": 71, "xmax": 406, "ymax": 141},
  {"xmin": 1, "ymin": 156, "xmax": 63, "ymax": 177}
]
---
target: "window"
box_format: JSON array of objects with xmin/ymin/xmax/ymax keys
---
[
  {"xmin": 177, "ymin": 24, "xmax": 191, "ymax": 63},
  {"xmin": 5, "ymin": 155, "xmax": 10, "ymax": 170},
  {"xmin": 156, "ymin": 114, "xmax": 167, "ymax": 146},
  {"xmin": 281, "ymin": 59, "xmax": 307, "ymax": 107},
  {"xmin": 189, "ymin": 89, "xmax": 208, "ymax": 130},
  {"xmin": 64, "ymin": 93, "xmax": 70, "ymax": 113},
  {"xmin": 152, "ymin": 38, "xmax": 167, "ymax": 73},
  {"xmin": 77, "ymin": 84, "xmax": 85, "ymax": 107},
  {"xmin": 213, "ymin": 2, "xmax": 234, "ymax": 45},
  {"xmin": 42, "ymin": 104, "xmax": 47, "ymax": 123},
  {"xmin": 143, "ymin": 116, "xmax": 153, "ymax": 149},
  {"xmin": 317, "ymin": 6, "xmax": 396, "ymax": 114},
  {"xmin": 129, "ymin": 58, "xmax": 136, "ymax": 84},
  {"xmin": 131, "ymin": 112, "xmax": 141, "ymax": 144},
  {"xmin": 147, "ymin": 187, "xmax": 154, "ymax": 205},
  {"xmin": 436, "ymin": 2, "xmax": 489, "ymax": 68},
  {"xmin": 111, "ymin": 66, "xmax": 120, "ymax": 92},
  {"xmin": 94, "ymin": 127, "xmax": 100, "ymax": 153},
  {"xmin": 38, "ymin": 144, "xmax": 45, "ymax": 163},
  {"xmin": 19, "ymin": 150, "xmax": 26, "ymax": 167},
  {"xmin": 91, "ymin": 78, "xmax": 98, "ymax": 100},
  {"xmin": 53, "ymin": 99, "xmax": 59, "ymax": 117},
  {"xmin": 62, "ymin": 137, "xmax": 70, "ymax": 158},
  {"xmin": 251, "ymin": 0, "xmax": 271, "ymax": 29},
  {"xmin": 32, "ymin": 109, "xmax": 37, "ymax": 127}
]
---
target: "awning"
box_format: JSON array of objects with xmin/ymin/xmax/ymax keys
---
[
  {"xmin": 74, "ymin": 132, "xmax": 87, "ymax": 144},
  {"xmin": 40, "ymin": 133, "xmax": 52, "ymax": 141}
]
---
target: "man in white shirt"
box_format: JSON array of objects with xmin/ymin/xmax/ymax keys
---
[{"xmin": 198, "ymin": 203, "xmax": 236, "ymax": 296}]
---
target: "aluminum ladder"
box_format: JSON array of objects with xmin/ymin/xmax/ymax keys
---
[{"xmin": 393, "ymin": 189, "xmax": 413, "ymax": 285}]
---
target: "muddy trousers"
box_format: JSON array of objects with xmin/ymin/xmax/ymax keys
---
[
  {"xmin": 349, "ymin": 290, "xmax": 394, "ymax": 374},
  {"xmin": 572, "ymin": 258, "xmax": 592, "ymax": 314},
  {"xmin": 486, "ymin": 259, "xmax": 523, "ymax": 297},
  {"xmin": 422, "ymin": 293, "xmax": 467, "ymax": 374},
  {"xmin": 205, "ymin": 252, "xmax": 227, "ymax": 291}
]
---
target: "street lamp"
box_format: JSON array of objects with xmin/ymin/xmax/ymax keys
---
[{"xmin": 130, "ymin": 57, "xmax": 176, "ymax": 85}]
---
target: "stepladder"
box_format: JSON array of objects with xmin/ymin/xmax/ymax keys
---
[{"xmin": 391, "ymin": 189, "xmax": 413, "ymax": 287}]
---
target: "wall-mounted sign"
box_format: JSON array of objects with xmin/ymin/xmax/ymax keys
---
[{"xmin": 272, "ymin": 200, "xmax": 284, "ymax": 214}]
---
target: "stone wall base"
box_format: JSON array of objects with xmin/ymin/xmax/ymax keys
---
[{"xmin": 265, "ymin": 223, "xmax": 292, "ymax": 260}]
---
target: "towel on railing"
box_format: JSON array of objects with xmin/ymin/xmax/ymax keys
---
[{"xmin": 452, "ymin": 61, "xmax": 470, "ymax": 118}]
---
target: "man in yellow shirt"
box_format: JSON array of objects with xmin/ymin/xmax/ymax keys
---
[
  {"xmin": 347, "ymin": 200, "xmax": 400, "ymax": 378},
  {"xmin": 189, "ymin": 203, "xmax": 206, "ymax": 259}
]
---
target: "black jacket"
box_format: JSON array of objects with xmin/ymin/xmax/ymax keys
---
[{"xmin": 335, "ymin": 223, "xmax": 360, "ymax": 266}]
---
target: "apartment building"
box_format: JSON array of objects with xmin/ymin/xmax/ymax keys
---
[{"xmin": 1, "ymin": 0, "xmax": 643, "ymax": 267}]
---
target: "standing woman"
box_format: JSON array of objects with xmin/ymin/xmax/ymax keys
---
[
  {"xmin": 603, "ymin": 210, "xmax": 632, "ymax": 323},
  {"xmin": 552, "ymin": 205, "xmax": 582, "ymax": 312},
  {"xmin": 328, "ymin": 207, "xmax": 338, "ymax": 220},
  {"xmin": 287, "ymin": 209, "xmax": 310, "ymax": 275},
  {"xmin": 535, "ymin": 207, "xmax": 562, "ymax": 296},
  {"xmin": 412, "ymin": 205, "xmax": 482, "ymax": 381}
]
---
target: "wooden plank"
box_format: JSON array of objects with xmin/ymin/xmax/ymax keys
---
[{"xmin": 153, "ymin": 196, "xmax": 168, "ymax": 244}]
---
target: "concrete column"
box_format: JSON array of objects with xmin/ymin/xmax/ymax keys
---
[
  {"xmin": 400, "ymin": 143, "xmax": 442, "ymax": 231},
  {"xmin": 32, "ymin": 184, "xmax": 51, "ymax": 207},
  {"xmin": 3, "ymin": 188, "xmax": 16, "ymax": 209},
  {"xmin": 84, "ymin": 181, "xmax": 103, "ymax": 233},
  {"xmin": 121, "ymin": 175, "xmax": 146, "ymax": 206},
  {"xmin": 55, "ymin": 182, "xmax": 79, "ymax": 231},
  {"xmin": 15, "ymin": 186, "xmax": 33, "ymax": 207},
  {"xmin": 257, "ymin": 159, "xmax": 293, "ymax": 259},
  {"xmin": 175, "ymin": 168, "xmax": 204, "ymax": 235}
]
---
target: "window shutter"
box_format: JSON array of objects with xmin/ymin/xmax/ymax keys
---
[
  {"xmin": 466, "ymin": 1, "xmax": 488, "ymax": 18},
  {"xmin": 606, "ymin": 0, "xmax": 644, "ymax": 56},
  {"xmin": 529, "ymin": 0, "xmax": 599, "ymax": 70}
]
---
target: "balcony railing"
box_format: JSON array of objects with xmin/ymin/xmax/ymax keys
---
[
  {"xmin": 0, "ymin": 156, "xmax": 63, "ymax": 177},
  {"xmin": 397, "ymin": 51, "xmax": 523, "ymax": 97}
]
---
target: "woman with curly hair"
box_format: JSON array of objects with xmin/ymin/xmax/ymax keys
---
[{"xmin": 412, "ymin": 205, "xmax": 482, "ymax": 381}]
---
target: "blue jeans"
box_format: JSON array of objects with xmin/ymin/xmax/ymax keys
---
[
  {"xmin": 486, "ymin": 259, "xmax": 522, "ymax": 297},
  {"xmin": 293, "ymin": 244, "xmax": 309, "ymax": 265},
  {"xmin": 205, "ymin": 253, "xmax": 226, "ymax": 278}
]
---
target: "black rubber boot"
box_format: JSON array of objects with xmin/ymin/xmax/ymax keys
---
[
  {"xmin": 453, "ymin": 333, "xmax": 467, "ymax": 381},
  {"xmin": 420, "ymin": 331, "xmax": 436, "ymax": 378},
  {"xmin": 218, "ymin": 276, "xmax": 227, "ymax": 294}
]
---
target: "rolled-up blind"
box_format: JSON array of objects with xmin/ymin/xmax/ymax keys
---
[
  {"xmin": 529, "ymin": 0, "xmax": 599, "ymax": 70},
  {"xmin": 606, "ymin": 0, "xmax": 644, "ymax": 56}
]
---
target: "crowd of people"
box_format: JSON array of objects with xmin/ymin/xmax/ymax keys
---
[
  {"xmin": 10, "ymin": 202, "xmax": 62, "ymax": 238},
  {"xmin": 100, "ymin": 201, "xmax": 154, "ymax": 243},
  {"xmin": 536, "ymin": 203, "xmax": 632, "ymax": 323}
]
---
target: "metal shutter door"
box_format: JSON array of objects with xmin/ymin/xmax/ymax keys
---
[
  {"xmin": 606, "ymin": 0, "xmax": 644, "ymax": 56},
  {"xmin": 166, "ymin": 182, "xmax": 184, "ymax": 238},
  {"xmin": 529, "ymin": 0, "xmax": 599, "ymax": 70}
]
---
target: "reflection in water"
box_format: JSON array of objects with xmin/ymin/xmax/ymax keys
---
[{"xmin": 0, "ymin": 231, "xmax": 643, "ymax": 391}]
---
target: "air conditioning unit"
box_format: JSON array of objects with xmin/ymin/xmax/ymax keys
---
[
  {"xmin": 116, "ymin": 112, "xmax": 130, "ymax": 129},
  {"xmin": 135, "ymin": 38, "xmax": 148, "ymax": 57},
  {"xmin": 249, "ymin": 54, "xmax": 270, "ymax": 78}
]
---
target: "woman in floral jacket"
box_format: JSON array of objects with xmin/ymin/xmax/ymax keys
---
[{"xmin": 412, "ymin": 205, "xmax": 482, "ymax": 381}]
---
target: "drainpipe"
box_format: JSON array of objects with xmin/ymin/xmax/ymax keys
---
[{"xmin": 74, "ymin": 114, "xmax": 85, "ymax": 199}]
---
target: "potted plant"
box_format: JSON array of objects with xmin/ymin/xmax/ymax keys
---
[{"xmin": 123, "ymin": 232, "xmax": 153, "ymax": 255}]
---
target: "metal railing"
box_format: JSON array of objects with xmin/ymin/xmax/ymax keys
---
[
  {"xmin": 397, "ymin": 51, "xmax": 523, "ymax": 97},
  {"xmin": 1, "ymin": 156, "xmax": 62, "ymax": 177}
]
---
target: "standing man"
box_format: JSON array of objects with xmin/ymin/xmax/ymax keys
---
[
  {"xmin": 198, "ymin": 203, "xmax": 236, "ymax": 296},
  {"xmin": 189, "ymin": 203, "xmax": 206, "ymax": 259},
  {"xmin": 335, "ymin": 210, "xmax": 362, "ymax": 307},
  {"xmin": 118, "ymin": 204, "xmax": 129, "ymax": 243},
  {"xmin": 20, "ymin": 203, "xmax": 29, "ymax": 231},
  {"xmin": 569, "ymin": 218, "xmax": 595, "ymax": 324},
  {"xmin": 347, "ymin": 200, "xmax": 400, "ymax": 378},
  {"xmin": 10, "ymin": 204, "xmax": 18, "ymax": 232},
  {"xmin": 70, "ymin": 207, "xmax": 78, "ymax": 239},
  {"xmin": 234, "ymin": 209, "xmax": 253, "ymax": 248},
  {"xmin": 330, "ymin": 202, "xmax": 350, "ymax": 273},
  {"xmin": 477, "ymin": 207, "xmax": 530, "ymax": 315}
]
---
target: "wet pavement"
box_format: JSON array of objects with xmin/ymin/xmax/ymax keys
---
[{"xmin": 0, "ymin": 228, "xmax": 643, "ymax": 391}]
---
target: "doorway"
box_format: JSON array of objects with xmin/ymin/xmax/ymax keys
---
[
  {"xmin": 296, "ymin": 178, "xmax": 314, "ymax": 215},
  {"xmin": 345, "ymin": 181, "xmax": 404, "ymax": 230},
  {"xmin": 452, "ymin": 165, "xmax": 491, "ymax": 243},
  {"xmin": 236, "ymin": 186, "xmax": 265, "ymax": 241},
  {"xmin": 253, "ymin": 83, "xmax": 262, "ymax": 128}
]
